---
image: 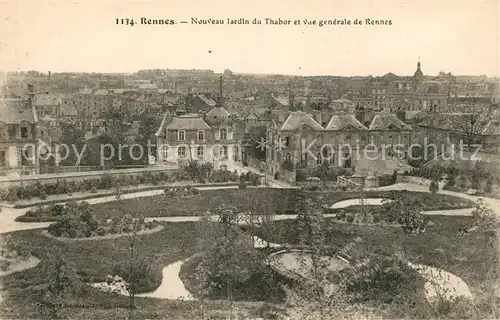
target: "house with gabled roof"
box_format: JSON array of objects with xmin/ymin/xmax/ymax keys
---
[
  {"xmin": 0, "ymin": 85, "xmax": 52, "ymax": 176},
  {"xmin": 265, "ymin": 109, "xmax": 415, "ymax": 182},
  {"xmin": 154, "ymin": 77, "xmax": 243, "ymax": 167}
]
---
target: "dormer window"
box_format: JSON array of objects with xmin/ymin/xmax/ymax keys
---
[
  {"xmin": 197, "ymin": 130, "xmax": 205, "ymax": 141},
  {"xmin": 220, "ymin": 128, "xmax": 228, "ymax": 140},
  {"xmin": 178, "ymin": 130, "xmax": 185, "ymax": 141}
]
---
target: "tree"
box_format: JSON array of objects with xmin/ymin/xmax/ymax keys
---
[
  {"xmin": 444, "ymin": 104, "xmax": 491, "ymax": 150},
  {"xmin": 382, "ymin": 195, "xmax": 425, "ymax": 234},
  {"xmin": 195, "ymin": 204, "xmax": 258, "ymax": 304},
  {"xmin": 41, "ymin": 248, "xmax": 84, "ymax": 319},
  {"xmin": 243, "ymin": 125, "xmax": 268, "ymax": 161}
]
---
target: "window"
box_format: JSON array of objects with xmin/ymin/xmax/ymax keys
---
[
  {"xmin": 221, "ymin": 146, "xmax": 228, "ymax": 159},
  {"xmin": 285, "ymin": 152, "xmax": 291, "ymax": 162},
  {"xmin": 388, "ymin": 136, "xmax": 393, "ymax": 145},
  {"xmin": 20, "ymin": 127, "xmax": 28, "ymax": 139},
  {"xmin": 345, "ymin": 136, "xmax": 351, "ymax": 145},
  {"xmin": 0, "ymin": 151, "xmax": 5, "ymax": 166},
  {"xmin": 316, "ymin": 153, "xmax": 322, "ymax": 164},
  {"xmin": 285, "ymin": 137, "xmax": 290, "ymax": 147},
  {"xmin": 197, "ymin": 130, "xmax": 205, "ymax": 141},
  {"xmin": 220, "ymin": 128, "xmax": 228, "ymax": 140},
  {"xmin": 177, "ymin": 146, "xmax": 187, "ymax": 158},
  {"xmin": 178, "ymin": 130, "xmax": 185, "ymax": 141},
  {"xmin": 344, "ymin": 152, "xmax": 351, "ymax": 168},
  {"xmin": 8, "ymin": 125, "xmax": 16, "ymax": 139},
  {"xmin": 196, "ymin": 146, "xmax": 204, "ymax": 159},
  {"xmin": 233, "ymin": 146, "xmax": 239, "ymax": 161}
]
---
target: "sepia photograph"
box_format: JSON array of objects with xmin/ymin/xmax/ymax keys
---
[{"xmin": 0, "ymin": 1, "xmax": 499, "ymax": 319}]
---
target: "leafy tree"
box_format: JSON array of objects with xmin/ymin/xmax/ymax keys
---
[
  {"xmin": 41, "ymin": 248, "xmax": 83, "ymax": 318},
  {"xmin": 382, "ymin": 195, "xmax": 425, "ymax": 234}
]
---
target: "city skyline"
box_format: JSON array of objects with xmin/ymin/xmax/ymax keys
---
[{"xmin": 0, "ymin": 1, "xmax": 498, "ymax": 77}]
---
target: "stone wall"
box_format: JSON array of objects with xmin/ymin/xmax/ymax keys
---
[{"xmin": 0, "ymin": 167, "xmax": 178, "ymax": 189}]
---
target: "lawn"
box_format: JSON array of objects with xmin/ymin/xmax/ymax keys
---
[
  {"xmin": 2, "ymin": 212, "xmax": 498, "ymax": 319},
  {"xmin": 16, "ymin": 188, "xmax": 476, "ymax": 222},
  {"xmin": 3, "ymin": 188, "xmax": 495, "ymax": 319},
  {"xmin": 2, "ymin": 222, "xmax": 200, "ymax": 294},
  {"xmin": 258, "ymin": 215, "xmax": 498, "ymax": 300}
]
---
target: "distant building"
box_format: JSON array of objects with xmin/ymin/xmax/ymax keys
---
[
  {"xmin": 0, "ymin": 85, "xmax": 51, "ymax": 176},
  {"xmin": 155, "ymin": 77, "xmax": 243, "ymax": 167},
  {"xmin": 265, "ymin": 110, "xmax": 413, "ymax": 180}
]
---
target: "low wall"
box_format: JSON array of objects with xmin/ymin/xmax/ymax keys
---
[
  {"xmin": 0, "ymin": 167, "xmax": 179, "ymax": 189},
  {"xmin": 403, "ymin": 176, "xmax": 446, "ymax": 189}
]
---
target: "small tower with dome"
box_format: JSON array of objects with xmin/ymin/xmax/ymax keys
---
[{"xmin": 413, "ymin": 60, "xmax": 424, "ymax": 85}]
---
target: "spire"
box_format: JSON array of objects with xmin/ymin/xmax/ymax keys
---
[{"xmin": 417, "ymin": 59, "xmax": 421, "ymax": 71}]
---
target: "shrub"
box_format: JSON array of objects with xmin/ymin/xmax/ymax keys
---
[
  {"xmin": 112, "ymin": 258, "xmax": 162, "ymax": 293},
  {"xmin": 379, "ymin": 174, "xmax": 394, "ymax": 187},
  {"xmin": 345, "ymin": 254, "xmax": 425, "ymax": 304},
  {"xmin": 346, "ymin": 213, "xmax": 354, "ymax": 223},
  {"xmin": 38, "ymin": 190, "xmax": 47, "ymax": 200},
  {"xmin": 485, "ymin": 177, "xmax": 493, "ymax": 193},
  {"xmin": 429, "ymin": 180, "xmax": 439, "ymax": 194},
  {"xmin": 90, "ymin": 187, "xmax": 97, "ymax": 194}
]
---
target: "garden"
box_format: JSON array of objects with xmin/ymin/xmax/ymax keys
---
[
  {"xmin": 0, "ymin": 160, "xmax": 263, "ymax": 203},
  {"xmin": 15, "ymin": 188, "xmax": 476, "ymax": 223},
  {"xmin": 405, "ymin": 160, "xmax": 500, "ymax": 197},
  {"xmin": 1, "ymin": 187, "xmax": 497, "ymax": 319}
]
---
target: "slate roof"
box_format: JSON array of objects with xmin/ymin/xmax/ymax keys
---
[
  {"xmin": 280, "ymin": 111, "xmax": 324, "ymax": 131},
  {"xmin": 0, "ymin": 99, "xmax": 37, "ymax": 124},
  {"xmin": 166, "ymin": 114, "xmax": 211, "ymax": 130},
  {"xmin": 368, "ymin": 113, "xmax": 412, "ymax": 131},
  {"xmin": 273, "ymin": 95, "xmax": 290, "ymax": 107},
  {"xmin": 205, "ymin": 106, "xmax": 232, "ymax": 126},
  {"xmin": 196, "ymin": 94, "xmax": 216, "ymax": 107},
  {"xmin": 325, "ymin": 114, "xmax": 368, "ymax": 131}
]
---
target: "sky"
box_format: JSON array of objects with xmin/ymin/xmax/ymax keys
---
[{"xmin": 0, "ymin": 0, "xmax": 498, "ymax": 77}]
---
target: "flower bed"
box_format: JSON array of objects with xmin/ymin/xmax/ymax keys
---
[
  {"xmin": 163, "ymin": 186, "xmax": 200, "ymax": 198},
  {"xmin": 46, "ymin": 201, "xmax": 161, "ymax": 239},
  {"xmin": 41, "ymin": 225, "xmax": 164, "ymax": 242}
]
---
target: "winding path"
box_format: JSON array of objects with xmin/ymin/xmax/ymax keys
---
[{"xmin": 1, "ymin": 182, "xmax": 499, "ymax": 301}]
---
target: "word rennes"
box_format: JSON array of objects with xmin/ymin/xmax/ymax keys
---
[{"xmin": 189, "ymin": 18, "xmax": 392, "ymax": 26}]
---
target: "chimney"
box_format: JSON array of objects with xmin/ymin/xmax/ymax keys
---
[
  {"xmin": 395, "ymin": 109, "xmax": 406, "ymax": 122},
  {"xmin": 314, "ymin": 111, "xmax": 322, "ymax": 125},
  {"xmin": 27, "ymin": 84, "xmax": 35, "ymax": 109},
  {"xmin": 355, "ymin": 109, "xmax": 365, "ymax": 124},
  {"xmin": 218, "ymin": 75, "xmax": 223, "ymax": 105}
]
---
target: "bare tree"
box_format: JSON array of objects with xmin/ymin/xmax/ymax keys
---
[{"xmin": 444, "ymin": 103, "xmax": 491, "ymax": 150}]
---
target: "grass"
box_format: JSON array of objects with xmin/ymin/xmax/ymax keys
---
[
  {"xmin": 16, "ymin": 189, "xmax": 476, "ymax": 222},
  {"xmin": 2, "ymin": 222, "xmax": 199, "ymax": 294},
  {"xmin": 2, "ymin": 188, "xmax": 494, "ymax": 319},
  {"xmin": 259, "ymin": 215, "xmax": 498, "ymax": 300},
  {"xmin": 179, "ymin": 253, "xmax": 296, "ymax": 303}
]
